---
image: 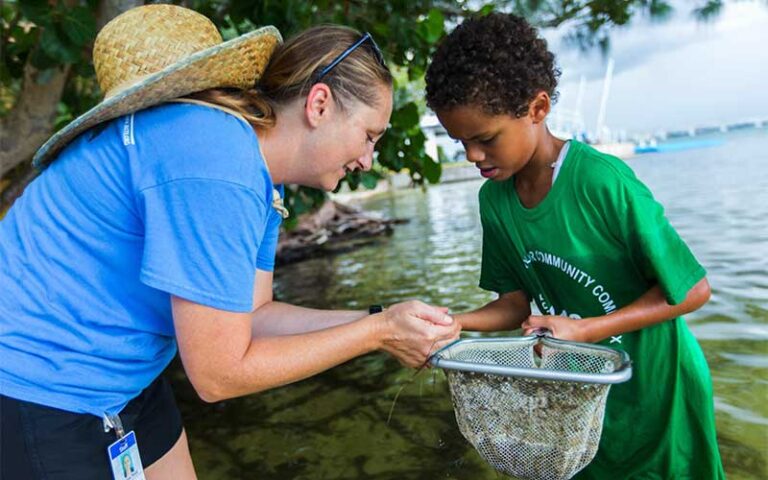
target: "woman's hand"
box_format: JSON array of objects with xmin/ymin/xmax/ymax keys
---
[
  {"xmin": 375, "ymin": 300, "xmax": 461, "ymax": 368},
  {"xmin": 521, "ymin": 315, "xmax": 592, "ymax": 343}
]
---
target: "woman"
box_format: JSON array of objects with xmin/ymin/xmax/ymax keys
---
[{"xmin": 0, "ymin": 5, "xmax": 459, "ymax": 479}]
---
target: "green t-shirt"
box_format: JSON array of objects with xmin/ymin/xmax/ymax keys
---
[{"xmin": 478, "ymin": 141, "xmax": 724, "ymax": 479}]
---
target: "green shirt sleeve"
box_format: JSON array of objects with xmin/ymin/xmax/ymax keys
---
[
  {"xmin": 604, "ymin": 164, "xmax": 706, "ymax": 305},
  {"xmin": 478, "ymin": 183, "xmax": 525, "ymax": 295}
]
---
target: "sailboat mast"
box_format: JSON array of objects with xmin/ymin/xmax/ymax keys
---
[{"xmin": 595, "ymin": 58, "xmax": 615, "ymax": 143}]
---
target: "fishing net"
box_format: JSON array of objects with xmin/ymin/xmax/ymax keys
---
[{"xmin": 431, "ymin": 336, "xmax": 632, "ymax": 480}]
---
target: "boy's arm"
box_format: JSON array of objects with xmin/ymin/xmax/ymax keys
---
[
  {"xmin": 522, "ymin": 278, "xmax": 711, "ymax": 343},
  {"xmin": 455, "ymin": 290, "xmax": 531, "ymax": 331}
]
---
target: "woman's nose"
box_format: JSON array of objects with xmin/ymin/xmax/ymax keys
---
[{"xmin": 357, "ymin": 146, "xmax": 374, "ymax": 171}]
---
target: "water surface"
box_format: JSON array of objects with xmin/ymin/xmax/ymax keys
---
[{"xmin": 174, "ymin": 130, "xmax": 768, "ymax": 479}]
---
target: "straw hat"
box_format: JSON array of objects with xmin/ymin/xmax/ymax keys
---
[{"xmin": 33, "ymin": 4, "xmax": 282, "ymax": 168}]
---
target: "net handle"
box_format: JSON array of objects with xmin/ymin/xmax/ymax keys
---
[{"xmin": 429, "ymin": 336, "xmax": 632, "ymax": 385}]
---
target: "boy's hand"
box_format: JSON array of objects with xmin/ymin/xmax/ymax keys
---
[{"xmin": 521, "ymin": 315, "xmax": 591, "ymax": 343}]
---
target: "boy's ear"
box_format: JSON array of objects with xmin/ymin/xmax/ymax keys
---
[
  {"xmin": 305, "ymin": 83, "xmax": 334, "ymax": 127},
  {"xmin": 528, "ymin": 91, "xmax": 551, "ymax": 124}
]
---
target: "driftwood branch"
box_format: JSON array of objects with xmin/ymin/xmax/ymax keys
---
[{"xmin": 275, "ymin": 201, "xmax": 408, "ymax": 266}]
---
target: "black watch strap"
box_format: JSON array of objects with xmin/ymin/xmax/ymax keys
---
[{"xmin": 368, "ymin": 304, "xmax": 384, "ymax": 314}]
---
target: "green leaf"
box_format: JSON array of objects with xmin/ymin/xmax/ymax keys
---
[
  {"xmin": 8, "ymin": 25, "xmax": 38, "ymax": 54},
  {"xmin": 479, "ymin": 4, "xmax": 496, "ymax": 16},
  {"xmin": 422, "ymin": 8, "xmax": 444, "ymax": 43},
  {"xmin": 648, "ymin": 0, "xmax": 673, "ymax": 20},
  {"xmin": 219, "ymin": 15, "xmax": 240, "ymax": 41},
  {"xmin": 0, "ymin": 63, "xmax": 12, "ymax": 85},
  {"xmin": 29, "ymin": 45, "xmax": 59, "ymax": 70},
  {"xmin": 392, "ymin": 102, "xmax": 419, "ymax": 130},
  {"xmin": 407, "ymin": 63, "xmax": 424, "ymax": 82},
  {"xmin": 2, "ymin": 2, "xmax": 16, "ymax": 23},
  {"xmin": 422, "ymin": 154, "xmax": 442, "ymax": 184},
  {"xmin": 19, "ymin": 0, "xmax": 51, "ymax": 25},
  {"xmin": 371, "ymin": 22, "xmax": 390, "ymax": 39},
  {"xmin": 346, "ymin": 172, "xmax": 361, "ymax": 191},
  {"xmin": 692, "ymin": 0, "xmax": 723, "ymax": 21},
  {"xmin": 282, "ymin": 216, "xmax": 299, "ymax": 230},
  {"xmin": 40, "ymin": 26, "xmax": 81, "ymax": 64},
  {"xmin": 360, "ymin": 171, "xmax": 379, "ymax": 190},
  {"xmin": 54, "ymin": 100, "xmax": 74, "ymax": 129},
  {"xmin": 437, "ymin": 145, "xmax": 449, "ymax": 164},
  {"xmin": 409, "ymin": 128, "xmax": 426, "ymax": 147},
  {"xmin": 287, "ymin": 186, "xmax": 326, "ymax": 213},
  {"xmin": 73, "ymin": 60, "xmax": 96, "ymax": 77},
  {"xmin": 59, "ymin": 6, "xmax": 97, "ymax": 47}
]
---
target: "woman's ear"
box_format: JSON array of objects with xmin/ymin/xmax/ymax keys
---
[
  {"xmin": 305, "ymin": 83, "xmax": 334, "ymax": 127},
  {"xmin": 528, "ymin": 90, "xmax": 551, "ymax": 124}
]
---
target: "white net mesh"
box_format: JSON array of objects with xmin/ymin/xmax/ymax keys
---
[{"xmin": 437, "ymin": 338, "xmax": 627, "ymax": 480}]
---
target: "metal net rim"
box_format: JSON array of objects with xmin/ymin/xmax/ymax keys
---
[{"xmin": 431, "ymin": 336, "xmax": 632, "ymax": 385}]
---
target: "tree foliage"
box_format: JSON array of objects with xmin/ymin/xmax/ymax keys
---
[{"xmin": 1, "ymin": 0, "xmax": 726, "ymax": 217}]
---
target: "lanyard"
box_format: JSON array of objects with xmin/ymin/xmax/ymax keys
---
[{"xmin": 103, "ymin": 413, "xmax": 125, "ymax": 438}]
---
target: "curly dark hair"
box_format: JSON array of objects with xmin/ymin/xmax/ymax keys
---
[{"xmin": 426, "ymin": 12, "xmax": 560, "ymax": 117}]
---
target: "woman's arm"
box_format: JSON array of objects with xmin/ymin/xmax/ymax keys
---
[
  {"xmin": 455, "ymin": 290, "xmax": 531, "ymax": 331},
  {"xmin": 248, "ymin": 269, "xmax": 374, "ymax": 336},
  {"xmin": 252, "ymin": 302, "xmax": 369, "ymax": 336},
  {"xmin": 173, "ymin": 297, "xmax": 460, "ymax": 403},
  {"xmin": 522, "ymin": 278, "xmax": 711, "ymax": 342}
]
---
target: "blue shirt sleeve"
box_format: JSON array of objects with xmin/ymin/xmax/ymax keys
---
[
  {"xmin": 256, "ymin": 208, "xmax": 281, "ymax": 272},
  {"xmin": 256, "ymin": 185, "xmax": 284, "ymax": 271},
  {"xmin": 138, "ymin": 178, "xmax": 269, "ymax": 312}
]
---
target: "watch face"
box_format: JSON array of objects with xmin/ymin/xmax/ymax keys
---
[{"xmin": 369, "ymin": 305, "xmax": 384, "ymax": 314}]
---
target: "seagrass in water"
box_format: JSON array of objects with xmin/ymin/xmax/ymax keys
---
[{"xmin": 432, "ymin": 337, "xmax": 631, "ymax": 480}]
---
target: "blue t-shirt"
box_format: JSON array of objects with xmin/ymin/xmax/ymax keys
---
[{"xmin": 0, "ymin": 102, "xmax": 283, "ymax": 416}]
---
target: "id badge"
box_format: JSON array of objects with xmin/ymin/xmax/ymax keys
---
[{"xmin": 107, "ymin": 431, "xmax": 146, "ymax": 480}]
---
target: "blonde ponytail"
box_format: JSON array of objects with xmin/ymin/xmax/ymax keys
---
[
  {"xmin": 183, "ymin": 25, "xmax": 392, "ymax": 130},
  {"xmin": 185, "ymin": 88, "xmax": 276, "ymax": 129}
]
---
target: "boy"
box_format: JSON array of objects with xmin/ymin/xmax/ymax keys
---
[{"xmin": 425, "ymin": 12, "xmax": 725, "ymax": 479}]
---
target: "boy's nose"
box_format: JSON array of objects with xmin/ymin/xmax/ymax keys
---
[{"xmin": 465, "ymin": 144, "xmax": 485, "ymax": 163}]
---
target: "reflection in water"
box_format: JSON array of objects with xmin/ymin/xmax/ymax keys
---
[{"xmin": 174, "ymin": 131, "xmax": 767, "ymax": 479}]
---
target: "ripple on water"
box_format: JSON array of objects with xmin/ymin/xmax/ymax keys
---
[{"xmin": 199, "ymin": 132, "xmax": 768, "ymax": 480}]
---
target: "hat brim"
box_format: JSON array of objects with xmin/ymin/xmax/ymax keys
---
[{"xmin": 33, "ymin": 25, "xmax": 282, "ymax": 169}]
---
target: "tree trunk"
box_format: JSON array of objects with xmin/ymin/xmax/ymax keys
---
[
  {"xmin": 96, "ymin": 0, "xmax": 143, "ymax": 30},
  {"xmin": 0, "ymin": 0, "xmax": 142, "ymax": 213},
  {"xmin": 0, "ymin": 63, "xmax": 71, "ymax": 178}
]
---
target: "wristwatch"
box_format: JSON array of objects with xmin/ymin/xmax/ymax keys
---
[{"xmin": 368, "ymin": 304, "xmax": 384, "ymax": 314}]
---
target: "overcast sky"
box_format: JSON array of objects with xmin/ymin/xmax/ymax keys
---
[{"xmin": 546, "ymin": 0, "xmax": 768, "ymax": 135}]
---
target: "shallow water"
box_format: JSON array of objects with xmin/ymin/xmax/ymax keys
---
[{"xmin": 173, "ymin": 129, "xmax": 768, "ymax": 479}]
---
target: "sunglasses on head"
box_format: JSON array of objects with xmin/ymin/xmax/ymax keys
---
[{"xmin": 312, "ymin": 32, "xmax": 386, "ymax": 85}]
